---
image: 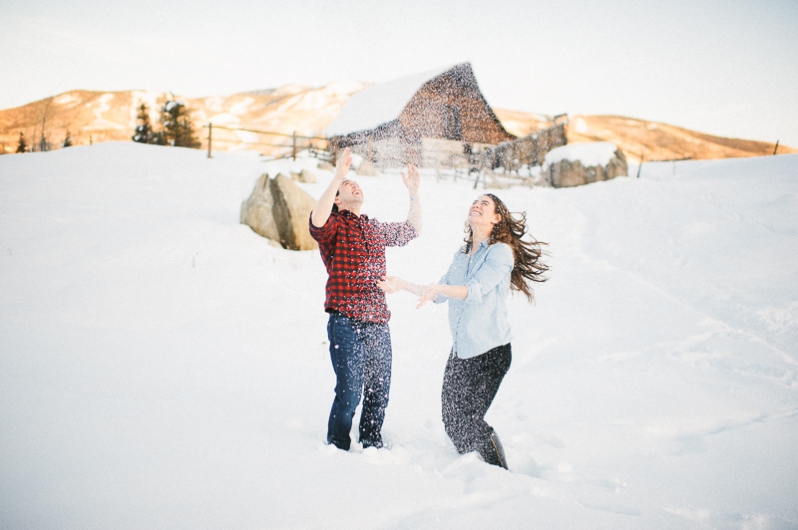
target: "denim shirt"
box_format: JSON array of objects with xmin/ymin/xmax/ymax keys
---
[{"xmin": 436, "ymin": 240, "xmax": 514, "ymax": 359}]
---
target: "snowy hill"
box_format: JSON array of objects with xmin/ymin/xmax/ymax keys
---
[{"xmin": 1, "ymin": 144, "xmax": 797, "ymax": 529}]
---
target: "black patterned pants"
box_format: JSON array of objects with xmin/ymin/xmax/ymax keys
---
[{"xmin": 441, "ymin": 343, "xmax": 511, "ymax": 456}]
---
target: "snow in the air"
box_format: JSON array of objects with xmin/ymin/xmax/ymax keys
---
[{"xmin": 1, "ymin": 143, "xmax": 797, "ymax": 530}]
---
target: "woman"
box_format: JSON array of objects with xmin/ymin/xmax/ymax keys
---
[{"xmin": 379, "ymin": 193, "xmax": 547, "ymax": 469}]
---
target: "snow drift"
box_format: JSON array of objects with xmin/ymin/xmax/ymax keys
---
[{"xmin": 1, "ymin": 144, "xmax": 796, "ymax": 530}]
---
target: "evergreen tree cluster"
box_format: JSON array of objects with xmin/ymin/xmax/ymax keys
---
[
  {"xmin": 132, "ymin": 100, "xmax": 200, "ymax": 148},
  {"xmin": 13, "ymin": 131, "xmax": 71, "ymax": 153}
]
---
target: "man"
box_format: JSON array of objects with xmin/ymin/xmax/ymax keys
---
[{"xmin": 309, "ymin": 147, "xmax": 421, "ymax": 450}]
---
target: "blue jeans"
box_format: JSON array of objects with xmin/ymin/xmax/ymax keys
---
[{"xmin": 327, "ymin": 313, "xmax": 392, "ymax": 450}]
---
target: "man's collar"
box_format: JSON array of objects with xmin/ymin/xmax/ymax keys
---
[{"xmin": 339, "ymin": 209, "xmax": 368, "ymax": 220}]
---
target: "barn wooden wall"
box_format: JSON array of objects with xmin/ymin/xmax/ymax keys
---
[{"xmin": 398, "ymin": 66, "xmax": 515, "ymax": 145}]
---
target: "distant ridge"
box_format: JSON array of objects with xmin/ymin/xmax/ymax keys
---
[
  {"xmin": 237, "ymin": 88, "xmax": 277, "ymax": 96},
  {"xmin": 493, "ymin": 110, "xmax": 794, "ymax": 161}
]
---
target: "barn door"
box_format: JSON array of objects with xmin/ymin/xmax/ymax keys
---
[{"xmin": 443, "ymin": 105, "xmax": 462, "ymax": 141}]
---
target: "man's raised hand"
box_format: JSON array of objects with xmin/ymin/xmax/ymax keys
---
[
  {"xmin": 335, "ymin": 147, "xmax": 353, "ymax": 179},
  {"xmin": 401, "ymin": 164, "xmax": 420, "ymax": 197}
]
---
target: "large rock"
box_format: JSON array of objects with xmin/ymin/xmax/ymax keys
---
[
  {"xmin": 543, "ymin": 142, "xmax": 627, "ymax": 188},
  {"xmin": 240, "ymin": 174, "xmax": 279, "ymax": 241},
  {"xmin": 240, "ymin": 173, "xmax": 318, "ymax": 250}
]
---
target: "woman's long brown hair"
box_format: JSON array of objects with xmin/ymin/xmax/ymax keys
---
[{"xmin": 464, "ymin": 193, "xmax": 549, "ymax": 302}]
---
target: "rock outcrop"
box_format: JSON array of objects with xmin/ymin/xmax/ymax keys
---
[
  {"xmin": 543, "ymin": 142, "xmax": 628, "ymax": 188},
  {"xmin": 240, "ymin": 173, "xmax": 318, "ymax": 250},
  {"xmin": 291, "ymin": 169, "xmax": 317, "ymax": 183}
]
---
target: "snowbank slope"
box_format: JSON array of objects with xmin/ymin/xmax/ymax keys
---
[{"xmin": 1, "ymin": 145, "xmax": 796, "ymax": 529}]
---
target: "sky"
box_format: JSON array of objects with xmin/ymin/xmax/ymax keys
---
[{"xmin": 3, "ymin": 0, "xmax": 798, "ymax": 147}]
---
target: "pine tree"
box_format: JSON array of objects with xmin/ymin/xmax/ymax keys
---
[
  {"xmin": 16, "ymin": 132, "xmax": 27, "ymax": 153},
  {"xmin": 160, "ymin": 100, "xmax": 200, "ymax": 148},
  {"xmin": 176, "ymin": 111, "xmax": 200, "ymax": 148},
  {"xmin": 150, "ymin": 130, "xmax": 168, "ymax": 145},
  {"xmin": 132, "ymin": 103, "xmax": 155, "ymax": 143}
]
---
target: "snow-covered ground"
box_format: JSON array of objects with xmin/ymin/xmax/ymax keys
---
[{"xmin": 1, "ymin": 144, "xmax": 796, "ymax": 530}]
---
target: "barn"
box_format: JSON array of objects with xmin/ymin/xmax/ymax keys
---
[{"xmin": 325, "ymin": 63, "xmax": 516, "ymax": 168}]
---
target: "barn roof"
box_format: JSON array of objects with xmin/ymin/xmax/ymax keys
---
[{"xmin": 324, "ymin": 64, "xmax": 458, "ymax": 137}]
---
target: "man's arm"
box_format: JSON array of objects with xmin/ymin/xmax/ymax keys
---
[
  {"xmin": 402, "ymin": 164, "xmax": 422, "ymax": 234},
  {"xmin": 311, "ymin": 148, "xmax": 352, "ymax": 228}
]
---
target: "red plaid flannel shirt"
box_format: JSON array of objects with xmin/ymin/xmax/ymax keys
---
[{"xmin": 309, "ymin": 209, "xmax": 418, "ymax": 324}]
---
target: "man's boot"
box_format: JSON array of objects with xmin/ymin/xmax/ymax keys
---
[{"xmin": 479, "ymin": 428, "xmax": 509, "ymax": 469}]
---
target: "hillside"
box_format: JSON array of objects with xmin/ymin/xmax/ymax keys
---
[
  {"xmin": 1, "ymin": 144, "xmax": 796, "ymax": 529},
  {"xmin": 2, "ymin": 87, "xmax": 793, "ymax": 160},
  {"xmin": 492, "ymin": 110, "xmax": 794, "ymax": 161}
]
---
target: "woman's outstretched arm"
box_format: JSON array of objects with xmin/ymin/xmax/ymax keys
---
[
  {"xmin": 379, "ymin": 276, "xmax": 468, "ymax": 308},
  {"xmin": 416, "ymin": 283, "xmax": 467, "ymax": 307},
  {"xmin": 378, "ymin": 276, "xmax": 427, "ymax": 297}
]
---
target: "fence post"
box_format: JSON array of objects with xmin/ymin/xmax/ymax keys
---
[
  {"xmin": 207, "ymin": 123, "xmax": 212, "ymax": 159},
  {"xmin": 292, "ymin": 131, "xmax": 297, "ymax": 161},
  {"xmin": 636, "ymin": 148, "xmax": 645, "ymax": 178}
]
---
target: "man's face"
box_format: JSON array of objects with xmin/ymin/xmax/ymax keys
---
[{"xmin": 334, "ymin": 179, "xmax": 364, "ymax": 209}]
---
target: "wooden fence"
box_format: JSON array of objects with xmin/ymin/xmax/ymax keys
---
[
  {"xmin": 200, "ymin": 121, "xmax": 568, "ymax": 189},
  {"xmin": 202, "ymin": 124, "xmax": 330, "ymax": 160},
  {"xmin": 331, "ymin": 121, "xmax": 568, "ymax": 175}
]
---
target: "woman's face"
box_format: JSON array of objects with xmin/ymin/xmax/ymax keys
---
[{"xmin": 467, "ymin": 194, "xmax": 501, "ymax": 230}]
